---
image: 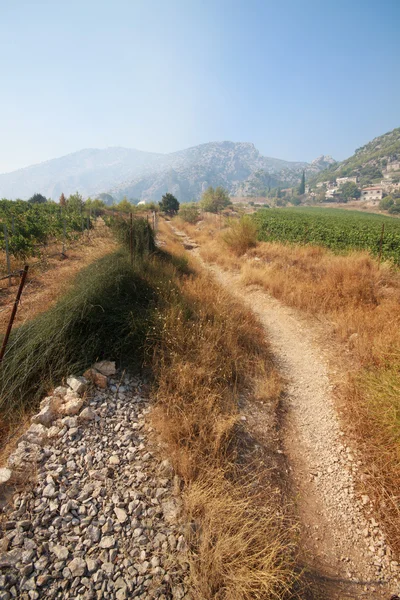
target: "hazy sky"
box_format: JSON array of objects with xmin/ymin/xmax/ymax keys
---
[{"xmin": 0, "ymin": 0, "xmax": 399, "ymax": 173}]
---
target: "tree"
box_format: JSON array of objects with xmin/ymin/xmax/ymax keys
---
[
  {"xmin": 298, "ymin": 171, "xmax": 306, "ymax": 195},
  {"xmin": 28, "ymin": 193, "xmax": 47, "ymax": 204},
  {"xmin": 67, "ymin": 192, "xmax": 84, "ymax": 212},
  {"xmin": 159, "ymin": 193, "xmax": 179, "ymax": 215},
  {"xmin": 339, "ymin": 181, "xmax": 361, "ymax": 202},
  {"xmin": 199, "ymin": 186, "xmax": 231, "ymax": 213},
  {"xmin": 59, "ymin": 193, "xmax": 67, "ymax": 207}
]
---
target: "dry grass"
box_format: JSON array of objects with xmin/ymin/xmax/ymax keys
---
[
  {"xmin": 181, "ymin": 215, "xmax": 400, "ymax": 554},
  {"xmin": 151, "ymin": 223, "xmax": 299, "ymax": 599}
]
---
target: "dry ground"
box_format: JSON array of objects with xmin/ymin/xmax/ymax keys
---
[{"xmin": 166, "ymin": 216, "xmax": 400, "ymax": 599}]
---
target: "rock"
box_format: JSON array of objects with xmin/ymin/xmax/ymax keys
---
[
  {"xmin": 19, "ymin": 424, "xmax": 48, "ymax": 446},
  {"xmin": 53, "ymin": 386, "xmax": 69, "ymax": 397},
  {"xmin": 83, "ymin": 369, "xmax": 108, "ymax": 389},
  {"xmin": 114, "ymin": 507, "xmax": 128, "ymax": 524},
  {"xmin": 109, "ymin": 455, "xmax": 120, "ymax": 465},
  {"xmin": 0, "ymin": 467, "xmax": 12, "ymax": 486},
  {"xmin": 86, "ymin": 557, "xmax": 98, "ymax": 573},
  {"xmin": 60, "ymin": 398, "xmax": 84, "ymax": 416},
  {"xmin": 8, "ymin": 441, "xmax": 43, "ymax": 470},
  {"xmin": 93, "ymin": 361, "xmax": 116, "ymax": 377},
  {"xmin": 79, "ymin": 407, "xmax": 96, "ymax": 421},
  {"xmin": 43, "ymin": 483, "xmax": 56, "ymax": 498},
  {"xmin": 99, "ymin": 536, "xmax": 115, "ymax": 549},
  {"xmin": 52, "ymin": 544, "xmax": 69, "ymax": 560},
  {"xmin": 67, "ymin": 376, "xmax": 88, "ymax": 396},
  {"xmin": 68, "ymin": 556, "xmax": 86, "ymax": 577},
  {"xmin": 31, "ymin": 405, "xmax": 57, "ymax": 428}
]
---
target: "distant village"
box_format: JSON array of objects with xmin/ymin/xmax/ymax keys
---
[{"xmin": 310, "ymin": 159, "xmax": 400, "ymax": 206}]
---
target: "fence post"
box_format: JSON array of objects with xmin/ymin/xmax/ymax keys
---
[
  {"xmin": 0, "ymin": 265, "xmax": 29, "ymax": 363},
  {"xmin": 130, "ymin": 213, "xmax": 133, "ymax": 267},
  {"xmin": 62, "ymin": 216, "xmax": 67, "ymax": 256},
  {"xmin": 378, "ymin": 223, "xmax": 385, "ymax": 266},
  {"xmin": 11, "ymin": 215, "xmax": 15, "ymax": 235},
  {"xmin": 3, "ymin": 224, "xmax": 11, "ymax": 287}
]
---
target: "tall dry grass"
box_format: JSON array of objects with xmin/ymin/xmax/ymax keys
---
[
  {"xmin": 151, "ymin": 224, "xmax": 300, "ymax": 599},
  {"xmin": 179, "ymin": 215, "xmax": 400, "ymax": 554}
]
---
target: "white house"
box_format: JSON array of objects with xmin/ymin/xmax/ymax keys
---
[
  {"xmin": 337, "ymin": 176, "xmax": 358, "ymax": 186},
  {"xmin": 386, "ymin": 161, "xmax": 400, "ymax": 173},
  {"xmin": 360, "ymin": 186, "xmax": 383, "ymax": 201}
]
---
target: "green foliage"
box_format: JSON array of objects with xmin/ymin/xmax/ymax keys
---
[
  {"xmin": 160, "ymin": 193, "xmax": 179, "ymax": 215},
  {"xmin": 199, "ymin": 186, "xmax": 231, "ymax": 213},
  {"xmin": 179, "ymin": 203, "xmax": 200, "ymax": 223},
  {"xmin": 107, "ymin": 214, "xmax": 156, "ymax": 256},
  {"xmin": 298, "ymin": 171, "xmax": 305, "ymax": 195},
  {"xmin": 85, "ymin": 197, "xmax": 106, "ymax": 216},
  {"xmin": 339, "ymin": 181, "xmax": 361, "ymax": 201},
  {"xmin": 114, "ymin": 197, "xmax": 136, "ymax": 213},
  {"xmin": 97, "ymin": 193, "xmax": 115, "ymax": 206},
  {"xmin": 291, "ymin": 196, "xmax": 302, "ymax": 206},
  {"xmin": 67, "ymin": 192, "xmax": 84, "ymax": 212},
  {"xmin": 253, "ymin": 207, "xmax": 400, "ymax": 264},
  {"xmin": 380, "ymin": 197, "xmax": 395, "ymax": 211},
  {"xmin": 0, "ymin": 199, "xmax": 92, "ymax": 259},
  {"xmin": 28, "ymin": 193, "xmax": 47, "ymax": 204}
]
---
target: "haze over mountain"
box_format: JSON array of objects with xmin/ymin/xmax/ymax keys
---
[{"xmin": 0, "ymin": 142, "xmax": 334, "ymax": 203}]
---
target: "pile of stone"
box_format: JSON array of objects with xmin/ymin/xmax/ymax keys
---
[{"xmin": 0, "ymin": 362, "xmax": 190, "ymax": 599}]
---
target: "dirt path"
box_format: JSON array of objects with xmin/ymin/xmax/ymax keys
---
[{"xmin": 170, "ymin": 226, "xmax": 400, "ymax": 599}]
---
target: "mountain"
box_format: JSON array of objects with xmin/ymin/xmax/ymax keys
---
[
  {"xmin": 0, "ymin": 142, "xmax": 332, "ymax": 202},
  {"xmin": 312, "ymin": 127, "xmax": 400, "ymax": 187},
  {"xmin": 0, "ymin": 147, "xmax": 162, "ymax": 201}
]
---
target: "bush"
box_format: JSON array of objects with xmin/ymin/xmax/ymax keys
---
[
  {"xmin": 223, "ymin": 216, "xmax": 258, "ymax": 255},
  {"xmin": 179, "ymin": 203, "xmax": 200, "ymax": 223},
  {"xmin": 200, "ymin": 186, "xmax": 231, "ymax": 213}
]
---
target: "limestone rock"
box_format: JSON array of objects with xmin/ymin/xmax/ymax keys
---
[
  {"xmin": 67, "ymin": 556, "xmax": 86, "ymax": 577},
  {"xmin": 93, "ymin": 361, "xmax": 116, "ymax": 377},
  {"xmin": 31, "ymin": 405, "xmax": 57, "ymax": 428},
  {"xmin": 0, "ymin": 468, "xmax": 12, "ymax": 486},
  {"xmin": 78, "ymin": 407, "xmax": 96, "ymax": 421},
  {"xmin": 8, "ymin": 441, "xmax": 43, "ymax": 470},
  {"xmin": 60, "ymin": 398, "xmax": 84, "ymax": 416},
  {"xmin": 66, "ymin": 376, "xmax": 87, "ymax": 396},
  {"xmin": 19, "ymin": 424, "xmax": 47, "ymax": 446}
]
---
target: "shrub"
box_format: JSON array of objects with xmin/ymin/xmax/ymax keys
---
[
  {"xmin": 179, "ymin": 203, "xmax": 200, "ymax": 223},
  {"xmin": 223, "ymin": 216, "xmax": 258, "ymax": 255}
]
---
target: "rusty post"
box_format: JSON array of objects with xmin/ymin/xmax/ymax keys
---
[
  {"xmin": 3, "ymin": 224, "xmax": 12, "ymax": 287},
  {"xmin": 130, "ymin": 213, "xmax": 133, "ymax": 266},
  {"xmin": 378, "ymin": 223, "xmax": 385, "ymax": 266},
  {"xmin": 0, "ymin": 265, "xmax": 29, "ymax": 363}
]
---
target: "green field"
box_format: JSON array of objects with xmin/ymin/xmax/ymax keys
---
[{"xmin": 253, "ymin": 207, "xmax": 400, "ymax": 263}]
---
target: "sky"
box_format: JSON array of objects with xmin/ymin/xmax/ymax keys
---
[{"xmin": 0, "ymin": 0, "xmax": 399, "ymax": 173}]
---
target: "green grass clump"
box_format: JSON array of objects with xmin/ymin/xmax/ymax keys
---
[{"xmin": 0, "ymin": 250, "xmax": 156, "ymax": 420}]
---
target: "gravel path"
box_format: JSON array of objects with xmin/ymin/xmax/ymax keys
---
[
  {"xmin": 170, "ymin": 225, "xmax": 400, "ymax": 599},
  {"xmin": 0, "ymin": 374, "xmax": 190, "ymax": 600}
]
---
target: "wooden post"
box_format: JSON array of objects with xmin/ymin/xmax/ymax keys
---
[
  {"xmin": 378, "ymin": 223, "xmax": 385, "ymax": 266},
  {"xmin": 0, "ymin": 265, "xmax": 29, "ymax": 363},
  {"xmin": 130, "ymin": 213, "xmax": 133, "ymax": 266},
  {"xmin": 62, "ymin": 216, "xmax": 67, "ymax": 256},
  {"xmin": 3, "ymin": 224, "xmax": 11, "ymax": 287}
]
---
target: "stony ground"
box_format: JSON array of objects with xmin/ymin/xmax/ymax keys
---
[{"xmin": 0, "ymin": 372, "xmax": 190, "ymax": 600}]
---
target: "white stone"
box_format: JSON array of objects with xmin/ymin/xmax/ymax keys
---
[
  {"xmin": 31, "ymin": 406, "xmax": 57, "ymax": 428},
  {"xmin": 114, "ymin": 507, "xmax": 128, "ymax": 523},
  {"xmin": 67, "ymin": 556, "xmax": 86, "ymax": 577},
  {"xmin": 99, "ymin": 536, "xmax": 115, "ymax": 549},
  {"xmin": 79, "ymin": 407, "xmax": 96, "ymax": 421},
  {"xmin": 109, "ymin": 455, "xmax": 120, "ymax": 465},
  {"xmin": 67, "ymin": 376, "xmax": 87, "ymax": 396},
  {"xmin": 52, "ymin": 545, "xmax": 69, "ymax": 560},
  {"xmin": 60, "ymin": 398, "xmax": 84, "ymax": 416},
  {"xmin": 0, "ymin": 467, "xmax": 12, "ymax": 485},
  {"xmin": 93, "ymin": 361, "xmax": 116, "ymax": 376},
  {"xmin": 19, "ymin": 424, "xmax": 48, "ymax": 446}
]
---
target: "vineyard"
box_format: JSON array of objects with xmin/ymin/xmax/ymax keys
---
[
  {"xmin": 253, "ymin": 207, "xmax": 400, "ymax": 263},
  {"xmin": 0, "ymin": 199, "xmax": 92, "ymax": 260}
]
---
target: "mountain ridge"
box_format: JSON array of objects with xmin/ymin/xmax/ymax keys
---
[{"xmin": 0, "ymin": 142, "xmax": 333, "ymax": 202}]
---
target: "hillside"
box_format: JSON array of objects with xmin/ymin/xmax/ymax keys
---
[
  {"xmin": 312, "ymin": 127, "xmax": 400, "ymax": 187},
  {"xmin": 0, "ymin": 142, "xmax": 332, "ymax": 202}
]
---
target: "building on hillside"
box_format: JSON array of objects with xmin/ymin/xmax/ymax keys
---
[
  {"xmin": 325, "ymin": 187, "xmax": 339, "ymax": 199},
  {"xmin": 337, "ymin": 176, "xmax": 358, "ymax": 185},
  {"xmin": 316, "ymin": 181, "xmax": 325, "ymax": 188},
  {"xmin": 360, "ymin": 186, "xmax": 383, "ymax": 201},
  {"xmin": 386, "ymin": 161, "xmax": 400, "ymax": 172}
]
